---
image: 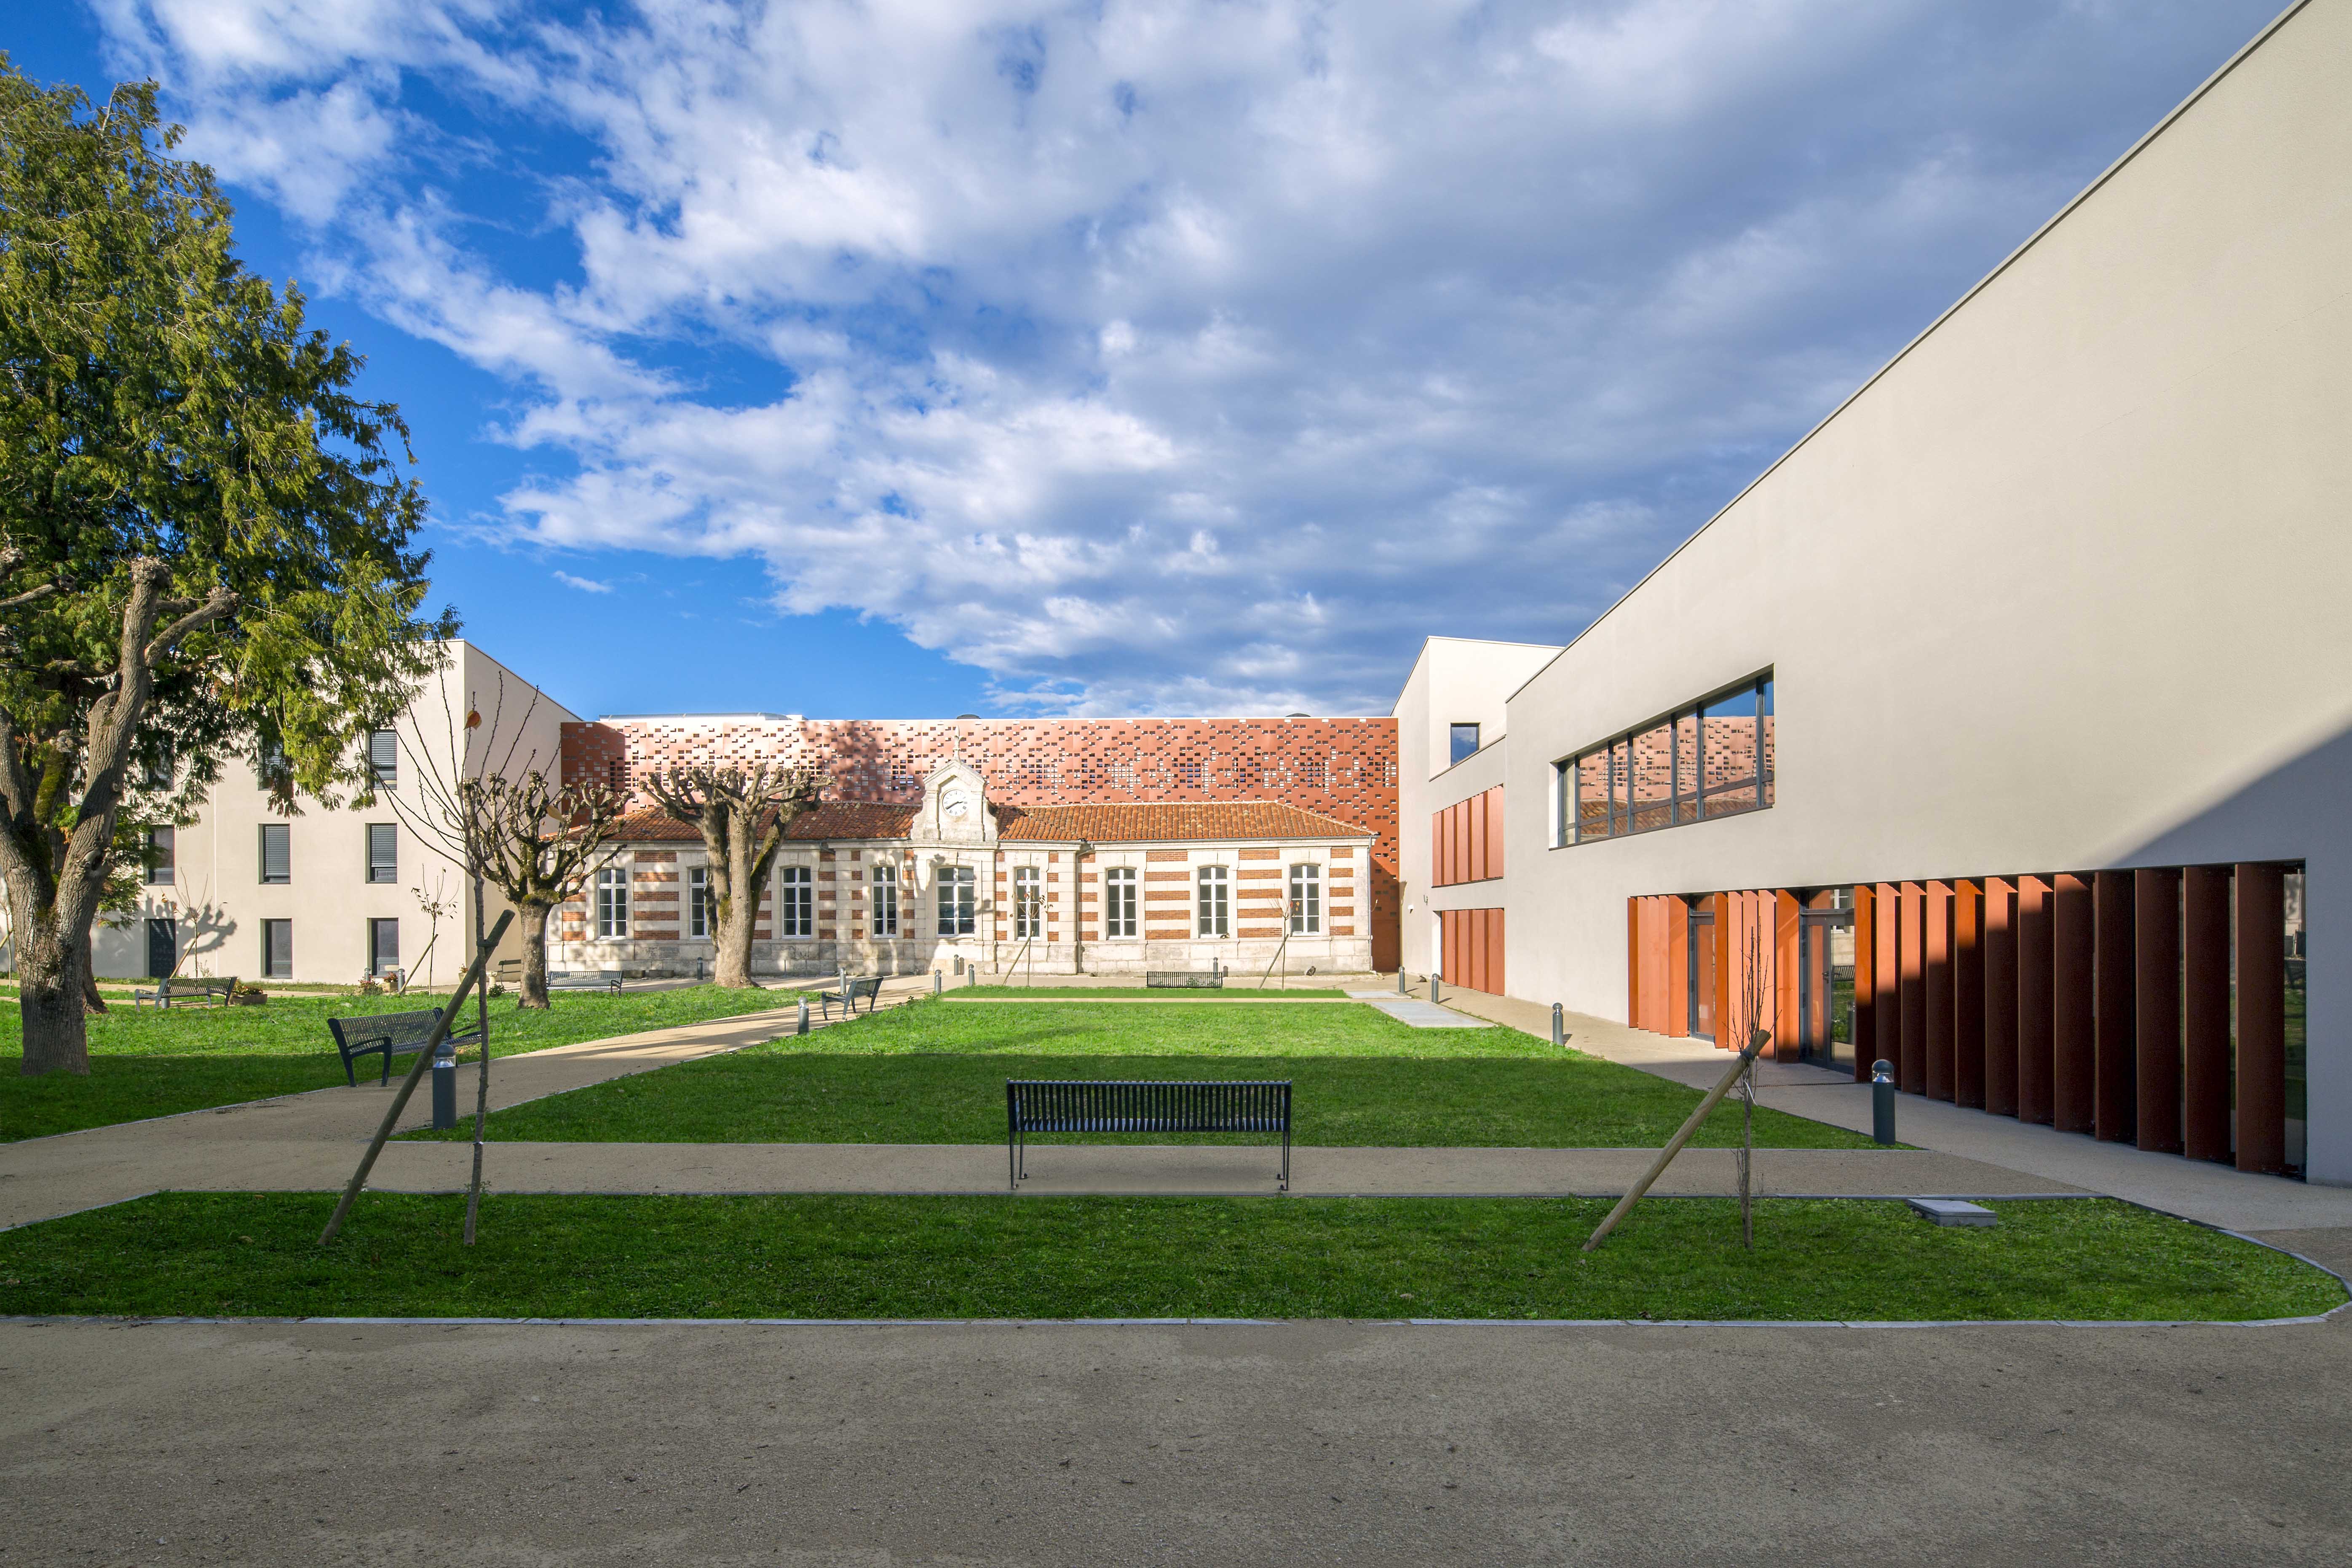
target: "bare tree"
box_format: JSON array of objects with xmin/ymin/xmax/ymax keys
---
[
  {"xmin": 642, "ymin": 763, "xmax": 827, "ymax": 988},
  {"xmin": 462, "ymin": 772, "xmax": 625, "ymax": 1008}
]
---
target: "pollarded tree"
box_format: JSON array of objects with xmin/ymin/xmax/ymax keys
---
[
  {"xmin": 0, "ymin": 66, "xmax": 452, "ymax": 1074},
  {"xmin": 460, "ymin": 772, "xmax": 626, "ymax": 1009},
  {"xmin": 641, "ymin": 763, "xmax": 827, "ymax": 988}
]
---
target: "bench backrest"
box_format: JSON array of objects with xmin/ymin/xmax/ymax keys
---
[
  {"xmin": 1144, "ymin": 971, "xmax": 1223, "ymax": 989},
  {"xmin": 326, "ymin": 1009, "xmax": 448, "ymax": 1053},
  {"xmin": 163, "ymin": 976, "xmax": 238, "ymax": 998},
  {"xmin": 1008, "ymin": 1079, "xmax": 1290, "ymax": 1133}
]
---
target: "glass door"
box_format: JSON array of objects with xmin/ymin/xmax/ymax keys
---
[
  {"xmin": 1797, "ymin": 894, "xmax": 1855, "ymax": 1071},
  {"xmin": 1687, "ymin": 904, "xmax": 1716, "ymax": 1042}
]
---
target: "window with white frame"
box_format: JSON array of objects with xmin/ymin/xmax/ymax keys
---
[
  {"xmin": 778, "ymin": 864, "xmax": 813, "ymax": 939},
  {"xmin": 368, "ymin": 729, "xmax": 398, "ymax": 790},
  {"xmin": 872, "ymin": 862, "xmax": 900, "ymax": 937},
  {"xmin": 688, "ymin": 867, "xmax": 712, "ymax": 939},
  {"xmin": 1013, "ymin": 866, "xmax": 1043, "ymax": 939},
  {"xmin": 1289, "ymin": 862, "xmax": 1321, "ymax": 934},
  {"xmin": 937, "ymin": 864, "xmax": 976, "ymax": 936},
  {"xmin": 1102, "ymin": 866, "xmax": 1137, "ymax": 938},
  {"xmin": 1196, "ymin": 864, "xmax": 1229, "ymax": 938},
  {"xmin": 596, "ymin": 865, "xmax": 629, "ymax": 937}
]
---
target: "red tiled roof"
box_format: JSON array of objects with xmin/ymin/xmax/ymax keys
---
[
  {"xmin": 995, "ymin": 800, "xmax": 1372, "ymax": 843},
  {"xmin": 611, "ymin": 798, "xmax": 1369, "ymax": 845}
]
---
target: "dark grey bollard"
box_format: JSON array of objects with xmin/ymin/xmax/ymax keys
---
[
  {"xmin": 1551, "ymin": 1002, "xmax": 1565, "ymax": 1048},
  {"xmin": 968, "ymin": 967, "xmax": 977, "ymax": 987},
  {"xmin": 430, "ymin": 1042, "xmax": 458, "ymax": 1131},
  {"xmin": 1397, "ymin": 969, "xmax": 1407, "ymax": 995},
  {"xmin": 1872, "ymin": 1058, "xmax": 1897, "ymax": 1145},
  {"xmin": 1430, "ymin": 973, "xmax": 1443, "ymax": 1004},
  {"xmin": 797, "ymin": 995, "xmax": 810, "ymax": 1036},
  {"xmin": 933, "ymin": 971, "xmax": 943, "ymax": 997}
]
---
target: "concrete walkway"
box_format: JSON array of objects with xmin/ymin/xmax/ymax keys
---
[{"xmin": 1409, "ymin": 977, "xmax": 2352, "ymax": 1235}]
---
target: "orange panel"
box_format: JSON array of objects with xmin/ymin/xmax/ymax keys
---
[
  {"xmin": 2235, "ymin": 863, "xmax": 2285, "ymax": 1174},
  {"xmin": 1982, "ymin": 878, "xmax": 2017, "ymax": 1116},
  {"xmin": 1627, "ymin": 899, "xmax": 1642, "ymax": 1027},
  {"xmin": 1852, "ymin": 886, "xmax": 1876, "ymax": 1081},
  {"xmin": 1468, "ymin": 905, "xmax": 1487, "ymax": 994},
  {"xmin": 1488, "ymin": 907, "xmax": 1506, "ymax": 995},
  {"xmin": 1712, "ymin": 893, "xmax": 1733, "ymax": 1053},
  {"xmin": 1487, "ymin": 786, "xmax": 1505, "ymax": 880},
  {"xmin": 2182, "ymin": 867, "xmax": 2231, "ymax": 1163},
  {"xmin": 1666, "ymin": 898, "xmax": 1690, "ymax": 1039},
  {"xmin": 1469, "ymin": 792, "xmax": 1487, "ymax": 884},
  {"xmin": 1925, "ymin": 881, "xmax": 1954, "ymax": 1102},
  {"xmin": 1432, "ymin": 813, "xmax": 1446, "ymax": 890},
  {"xmin": 1456, "ymin": 806, "xmax": 1471, "ymax": 890},
  {"xmin": 2052, "ymin": 873, "xmax": 2095, "ymax": 1135},
  {"xmin": 2135, "ymin": 867, "xmax": 2182, "ymax": 1155},
  {"xmin": 1773, "ymin": 890, "xmax": 1801, "ymax": 1062},
  {"xmin": 1874, "ymin": 883, "xmax": 1901, "ymax": 1077},
  {"xmin": 2092, "ymin": 870, "xmax": 2136, "ymax": 1144},
  {"xmin": 1954, "ymin": 881, "xmax": 1984, "ymax": 1110},
  {"xmin": 2017, "ymin": 875, "xmax": 2054, "ymax": 1125}
]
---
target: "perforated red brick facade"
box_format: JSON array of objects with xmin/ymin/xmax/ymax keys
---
[{"xmin": 561, "ymin": 715, "xmax": 1400, "ymax": 969}]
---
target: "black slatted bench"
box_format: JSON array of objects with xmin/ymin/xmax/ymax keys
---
[
  {"xmin": 1006, "ymin": 1079, "xmax": 1291, "ymax": 1191},
  {"xmin": 1144, "ymin": 971, "xmax": 1222, "ymax": 989},
  {"xmin": 327, "ymin": 1008, "xmax": 487, "ymax": 1087}
]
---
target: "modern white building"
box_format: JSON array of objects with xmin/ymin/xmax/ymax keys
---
[{"xmin": 1395, "ymin": 0, "xmax": 2350, "ymax": 1182}]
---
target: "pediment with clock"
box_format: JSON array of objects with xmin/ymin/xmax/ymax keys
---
[{"xmin": 911, "ymin": 759, "xmax": 998, "ymax": 846}]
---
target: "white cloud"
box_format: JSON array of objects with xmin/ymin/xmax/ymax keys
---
[
  {"xmin": 552, "ymin": 571, "xmax": 613, "ymax": 594},
  {"xmin": 91, "ymin": 0, "xmax": 2285, "ymax": 713}
]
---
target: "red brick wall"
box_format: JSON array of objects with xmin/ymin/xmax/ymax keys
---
[{"xmin": 561, "ymin": 715, "xmax": 1401, "ymax": 969}]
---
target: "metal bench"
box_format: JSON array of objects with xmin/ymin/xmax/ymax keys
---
[
  {"xmin": 327, "ymin": 1008, "xmax": 488, "ymax": 1087},
  {"xmin": 1006, "ymin": 1079, "xmax": 1291, "ymax": 1191},
  {"xmin": 132, "ymin": 975, "xmax": 240, "ymax": 1009},
  {"xmin": 548, "ymin": 969, "xmax": 623, "ymax": 994},
  {"xmin": 818, "ymin": 975, "xmax": 883, "ymax": 1020},
  {"xmin": 1144, "ymin": 970, "xmax": 1223, "ymax": 989}
]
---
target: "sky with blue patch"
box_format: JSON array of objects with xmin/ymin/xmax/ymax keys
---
[{"xmin": 6, "ymin": 2, "xmax": 2288, "ymax": 721}]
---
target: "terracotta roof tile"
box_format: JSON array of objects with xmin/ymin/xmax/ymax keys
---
[{"xmin": 611, "ymin": 799, "xmax": 1369, "ymax": 845}]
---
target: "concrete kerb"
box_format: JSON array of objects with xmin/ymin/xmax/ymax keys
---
[{"xmin": 3, "ymin": 1307, "xmax": 2343, "ymax": 1328}]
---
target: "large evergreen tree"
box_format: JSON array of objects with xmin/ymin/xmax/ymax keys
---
[{"xmin": 0, "ymin": 62, "xmax": 454, "ymax": 1073}]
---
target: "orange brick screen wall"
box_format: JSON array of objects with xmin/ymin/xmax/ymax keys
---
[{"xmin": 561, "ymin": 715, "xmax": 1401, "ymax": 970}]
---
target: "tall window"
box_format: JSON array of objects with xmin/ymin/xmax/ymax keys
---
[
  {"xmin": 1196, "ymin": 864, "xmax": 1229, "ymax": 938},
  {"xmin": 1103, "ymin": 866, "xmax": 1137, "ymax": 938},
  {"xmin": 872, "ymin": 862, "xmax": 900, "ymax": 937},
  {"xmin": 1450, "ymin": 723, "xmax": 1481, "ymax": 765},
  {"xmin": 1564, "ymin": 672, "xmax": 1774, "ymax": 845},
  {"xmin": 688, "ymin": 867, "xmax": 712, "ymax": 939},
  {"xmin": 778, "ymin": 864, "xmax": 813, "ymax": 938},
  {"xmin": 259, "ymin": 822, "xmax": 290, "ymax": 884},
  {"xmin": 596, "ymin": 865, "xmax": 629, "ymax": 937},
  {"xmin": 368, "ymin": 729, "xmax": 398, "ymax": 790},
  {"xmin": 261, "ymin": 919, "xmax": 293, "ymax": 980},
  {"xmin": 146, "ymin": 826, "xmax": 174, "ymax": 886},
  {"xmin": 367, "ymin": 917, "xmax": 400, "ymax": 977},
  {"xmin": 937, "ymin": 864, "xmax": 976, "ymax": 936},
  {"xmin": 1288, "ymin": 863, "xmax": 1321, "ymax": 934},
  {"xmin": 1013, "ymin": 866, "xmax": 1043, "ymax": 939},
  {"xmin": 366, "ymin": 823, "xmax": 398, "ymax": 883}
]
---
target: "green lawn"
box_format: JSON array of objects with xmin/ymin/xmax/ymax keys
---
[
  {"xmin": 407, "ymin": 999, "xmax": 1878, "ymax": 1149},
  {"xmin": 0, "ymin": 1192, "xmax": 2331, "ymax": 1322},
  {"xmin": 1, "ymin": 987, "xmax": 805, "ymax": 1142}
]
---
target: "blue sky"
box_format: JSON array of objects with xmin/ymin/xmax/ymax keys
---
[{"xmin": 7, "ymin": 1, "xmax": 2288, "ymax": 720}]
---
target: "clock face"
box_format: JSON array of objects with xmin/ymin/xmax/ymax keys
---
[{"xmin": 942, "ymin": 792, "xmax": 970, "ymax": 820}]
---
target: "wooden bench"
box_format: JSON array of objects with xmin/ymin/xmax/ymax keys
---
[
  {"xmin": 1144, "ymin": 970, "xmax": 1223, "ymax": 989},
  {"xmin": 327, "ymin": 1008, "xmax": 487, "ymax": 1087},
  {"xmin": 818, "ymin": 976, "xmax": 883, "ymax": 1020},
  {"xmin": 1006, "ymin": 1079, "xmax": 1291, "ymax": 1191},
  {"xmin": 132, "ymin": 975, "xmax": 240, "ymax": 1009}
]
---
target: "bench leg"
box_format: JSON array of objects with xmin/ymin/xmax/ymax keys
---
[{"xmin": 1281, "ymin": 1124, "xmax": 1291, "ymax": 1193}]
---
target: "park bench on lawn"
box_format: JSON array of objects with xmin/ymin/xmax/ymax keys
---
[
  {"xmin": 1006, "ymin": 1078, "xmax": 1291, "ymax": 1191},
  {"xmin": 549, "ymin": 969, "xmax": 623, "ymax": 994},
  {"xmin": 131, "ymin": 975, "xmax": 239, "ymax": 1009},
  {"xmin": 818, "ymin": 975, "xmax": 883, "ymax": 1020},
  {"xmin": 327, "ymin": 1007, "xmax": 488, "ymax": 1087},
  {"xmin": 1144, "ymin": 970, "xmax": 1223, "ymax": 989}
]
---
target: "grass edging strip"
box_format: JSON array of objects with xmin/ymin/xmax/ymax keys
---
[{"xmin": 3, "ymin": 1311, "xmax": 2342, "ymax": 1329}]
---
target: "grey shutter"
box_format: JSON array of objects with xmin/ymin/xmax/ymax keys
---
[
  {"xmin": 368, "ymin": 823, "xmax": 398, "ymax": 883},
  {"xmin": 260, "ymin": 823, "xmax": 291, "ymax": 883},
  {"xmin": 369, "ymin": 730, "xmax": 398, "ymax": 787}
]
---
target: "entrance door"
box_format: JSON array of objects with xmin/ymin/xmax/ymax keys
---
[
  {"xmin": 146, "ymin": 917, "xmax": 177, "ymax": 979},
  {"xmin": 1686, "ymin": 905, "xmax": 1716, "ymax": 1041},
  {"xmin": 1797, "ymin": 899, "xmax": 1856, "ymax": 1072}
]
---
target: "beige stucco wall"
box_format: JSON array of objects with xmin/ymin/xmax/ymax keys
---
[
  {"xmin": 1466, "ymin": 0, "xmax": 2352, "ymax": 1176},
  {"xmin": 104, "ymin": 641, "xmax": 578, "ymax": 986}
]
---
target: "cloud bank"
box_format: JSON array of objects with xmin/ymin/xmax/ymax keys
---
[{"xmin": 90, "ymin": 0, "xmax": 2277, "ymax": 713}]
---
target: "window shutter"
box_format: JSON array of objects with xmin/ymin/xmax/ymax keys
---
[
  {"xmin": 369, "ymin": 730, "xmax": 398, "ymax": 786},
  {"xmin": 261, "ymin": 823, "xmax": 291, "ymax": 883},
  {"xmin": 368, "ymin": 824, "xmax": 398, "ymax": 882}
]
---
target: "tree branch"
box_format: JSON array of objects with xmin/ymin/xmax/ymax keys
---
[{"xmin": 143, "ymin": 583, "xmax": 237, "ymax": 666}]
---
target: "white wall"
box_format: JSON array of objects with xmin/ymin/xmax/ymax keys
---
[{"xmin": 1479, "ymin": 1, "xmax": 2352, "ymax": 1176}]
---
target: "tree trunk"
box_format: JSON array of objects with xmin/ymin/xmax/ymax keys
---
[
  {"xmin": 15, "ymin": 914, "xmax": 91, "ymax": 1076},
  {"xmin": 714, "ymin": 887, "xmax": 758, "ymax": 987},
  {"xmin": 79, "ymin": 929, "xmax": 108, "ymax": 1015},
  {"xmin": 517, "ymin": 900, "xmax": 554, "ymax": 1009}
]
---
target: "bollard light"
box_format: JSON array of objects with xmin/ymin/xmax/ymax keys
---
[
  {"xmin": 967, "ymin": 966, "xmax": 977, "ymax": 987},
  {"xmin": 430, "ymin": 1041, "xmax": 458, "ymax": 1131},
  {"xmin": 1430, "ymin": 973, "xmax": 1443, "ymax": 1004},
  {"xmin": 933, "ymin": 971, "xmax": 943, "ymax": 997},
  {"xmin": 1396, "ymin": 969, "xmax": 1407, "ymax": 995},
  {"xmin": 797, "ymin": 995, "xmax": 811, "ymax": 1036},
  {"xmin": 1551, "ymin": 1002, "xmax": 1565, "ymax": 1049},
  {"xmin": 1872, "ymin": 1058, "xmax": 1897, "ymax": 1145}
]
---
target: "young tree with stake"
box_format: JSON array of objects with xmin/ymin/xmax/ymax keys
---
[
  {"xmin": 1, "ymin": 67, "xmax": 451, "ymax": 1075},
  {"xmin": 641, "ymin": 763, "xmax": 827, "ymax": 988}
]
